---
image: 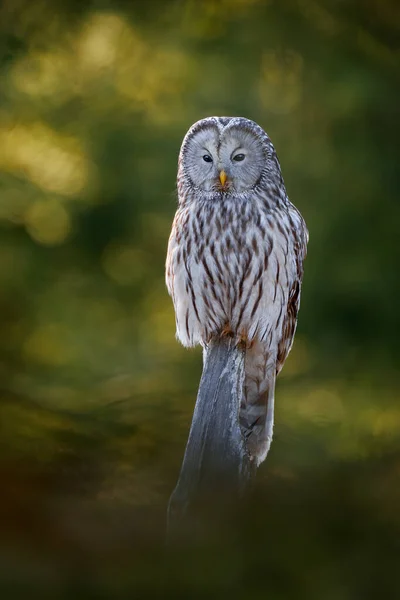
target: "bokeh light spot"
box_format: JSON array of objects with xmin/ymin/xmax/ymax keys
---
[
  {"xmin": 77, "ymin": 13, "xmax": 131, "ymax": 71},
  {"xmin": 0, "ymin": 122, "xmax": 89, "ymax": 196},
  {"xmin": 24, "ymin": 199, "xmax": 71, "ymax": 246},
  {"xmin": 23, "ymin": 323, "xmax": 73, "ymax": 366},
  {"xmin": 298, "ymin": 388, "xmax": 345, "ymax": 424}
]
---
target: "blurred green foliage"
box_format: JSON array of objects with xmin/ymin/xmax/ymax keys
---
[{"xmin": 0, "ymin": 0, "xmax": 399, "ymax": 597}]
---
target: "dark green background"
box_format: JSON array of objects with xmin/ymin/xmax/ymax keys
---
[{"xmin": 0, "ymin": 0, "xmax": 399, "ymax": 597}]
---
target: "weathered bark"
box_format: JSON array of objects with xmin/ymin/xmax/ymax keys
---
[{"xmin": 167, "ymin": 337, "xmax": 255, "ymax": 541}]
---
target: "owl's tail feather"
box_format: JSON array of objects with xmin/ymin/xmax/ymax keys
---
[{"xmin": 240, "ymin": 342, "xmax": 276, "ymax": 466}]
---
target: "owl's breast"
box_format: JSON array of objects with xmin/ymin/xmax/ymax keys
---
[{"xmin": 166, "ymin": 199, "xmax": 297, "ymax": 348}]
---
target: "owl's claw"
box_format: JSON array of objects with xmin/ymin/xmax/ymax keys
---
[
  {"xmin": 219, "ymin": 324, "xmax": 254, "ymax": 350},
  {"xmin": 221, "ymin": 324, "xmax": 234, "ymax": 338},
  {"xmin": 237, "ymin": 334, "xmax": 253, "ymax": 350}
]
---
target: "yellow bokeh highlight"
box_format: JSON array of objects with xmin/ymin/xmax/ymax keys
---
[
  {"xmin": 12, "ymin": 50, "xmax": 73, "ymax": 100},
  {"xmin": 9, "ymin": 10, "xmax": 192, "ymax": 124},
  {"xmin": 23, "ymin": 323, "xmax": 73, "ymax": 366},
  {"xmin": 24, "ymin": 199, "xmax": 71, "ymax": 246},
  {"xmin": 77, "ymin": 13, "xmax": 138, "ymax": 72},
  {"xmin": 361, "ymin": 407, "xmax": 400, "ymax": 437},
  {"xmin": 297, "ymin": 388, "xmax": 345, "ymax": 424},
  {"xmin": 0, "ymin": 121, "xmax": 89, "ymax": 196},
  {"xmin": 116, "ymin": 48, "xmax": 188, "ymax": 101}
]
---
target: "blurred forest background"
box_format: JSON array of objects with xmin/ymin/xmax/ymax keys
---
[{"xmin": 0, "ymin": 0, "xmax": 399, "ymax": 597}]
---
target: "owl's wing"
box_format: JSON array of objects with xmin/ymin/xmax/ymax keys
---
[
  {"xmin": 276, "ymin": 279, "xmax": 301, "ymax": 374},
  {"xmin": 241, "ymin": 207, "xmax": 308, "ymax": 464},
  {"xmin": 276, "ymin": 208, "xmax": 308, "ymax": 374},
  {"xmin": 242, "ymin": 276, "xmax": 301, "ymax": 464}
]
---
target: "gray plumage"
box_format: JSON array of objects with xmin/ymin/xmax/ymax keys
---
[{"xmin": 166, "ymin": 116, "xmax": 308, "ymax": 464}]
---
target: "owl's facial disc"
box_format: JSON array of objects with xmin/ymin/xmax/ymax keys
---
[
  {"xmin": 183, "ymin": 124, "xmax": 266, "ymax": 194},
  {"xmin": 182, "ymin": 126, "xmax": 219, "ymax": 192},
  {"xmin": 218, "ymin": 127, "xmax": 266, "ymax": 193}
]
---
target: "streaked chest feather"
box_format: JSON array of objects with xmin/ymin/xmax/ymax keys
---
[{"xmin": 166, "ymin": 195, "xmax": 299, "ymax": 346}]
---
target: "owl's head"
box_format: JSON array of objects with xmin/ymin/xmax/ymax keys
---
[{"xmin": 178, "ymin": 116, "xmax": 283, "ymax": 199}]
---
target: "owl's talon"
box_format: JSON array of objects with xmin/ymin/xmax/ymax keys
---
[
  {"xmin": 236, "ymin": 333, "xmax": 253, "ymax": 350},
  {"xmin": 221, "ymin": 324, "xmax": 234, "ymax": 338}
]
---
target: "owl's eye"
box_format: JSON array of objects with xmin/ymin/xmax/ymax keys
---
[
  {"xmin": 233, "ymin": 153, "xmax": 245, "ymax": 162},
  {"xmin": 203, "ymin": 154, "xmax": 213, "ymax": 163}
]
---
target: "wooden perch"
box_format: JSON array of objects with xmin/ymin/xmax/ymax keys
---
[{"xmin": 167, "ymin": 336, "xmax": 256, "ymax": 541}]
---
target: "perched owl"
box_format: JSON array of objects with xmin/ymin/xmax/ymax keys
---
[{"xmin": 166, "ymin": 117, "xmax": 308, "ymax": 465}]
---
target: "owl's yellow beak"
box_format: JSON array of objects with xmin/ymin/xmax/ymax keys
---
[{"xmin": 219, "ymin": 170, "xmax": 227, "ymax": 187}]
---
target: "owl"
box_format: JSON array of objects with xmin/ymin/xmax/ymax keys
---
[{"xmin": 166, "ymin": 117, "xmax": 308, "ymax": 465}]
